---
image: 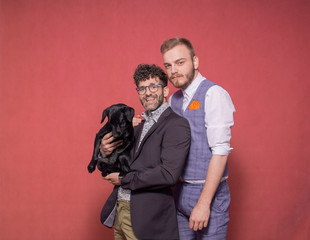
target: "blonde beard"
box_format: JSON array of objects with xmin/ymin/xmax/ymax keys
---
[{"xmin": 169, "ymin": 68, "xmax": 195, "ymax": 90}]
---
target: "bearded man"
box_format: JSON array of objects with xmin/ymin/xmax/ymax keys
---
[
  {"xmin": 161, "ymin": 37, "xmax": 236, "ymax": 240},
  {"xmin": 100, "ymin": 64, "xmax": 191, "ymax": 240}
]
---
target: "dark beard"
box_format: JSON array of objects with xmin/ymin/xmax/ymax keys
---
[{"xmin": 140, "ymin": 92, "xmax": 164, "ymax": 113}]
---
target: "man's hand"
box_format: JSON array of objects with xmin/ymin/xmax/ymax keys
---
[
  {"xmin": 188, "ymin": 155, "xmax": 228, "ymax": 231},
  {"xmin": 133, "ymin": 115, "xmax": 144, "ymax": 127},
  {"xmin": 100, "ymin": 132, "xmax": 123, "ymax": 157},
  {"xmin": 189, "ymin": 202, "xmax": 210, "ymax": 231},
  {"xmin": 104, "ymin": 172, "xmax": 121, "ymax": 185}
]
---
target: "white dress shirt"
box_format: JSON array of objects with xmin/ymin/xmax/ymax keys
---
[{"xmin": 169, "ymin": 73, "xmax": 235, "ymax": 156}]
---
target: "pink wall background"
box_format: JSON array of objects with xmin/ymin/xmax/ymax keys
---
[{"xmin": 1, "ymin": 0, "xmax": 309, "ymax": 239}]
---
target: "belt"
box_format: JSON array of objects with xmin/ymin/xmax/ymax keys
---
[{"xmin": 180, "ymin": 176, "xmax": 228, "ymax": 184}]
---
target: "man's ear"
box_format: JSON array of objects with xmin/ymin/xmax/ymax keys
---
[
  {"xmin": 193, "ymin": 56, "xmax": 199, "ymax": 70},
  {"xmin": 101, "ymin": 107, "xmax": 110, "ymax": 123},
  {"xmin": 163, "ymin": 86, "xmax": 169, "ymax": 98}
]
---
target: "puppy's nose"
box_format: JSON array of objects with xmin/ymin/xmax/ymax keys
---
[
  {"xmin": 112, "ymin": 127, "xmax": 123, "ymax": 138},
  {"xmin": 112, "ymin": 131, "xmax": 121, "ymax": 138}
]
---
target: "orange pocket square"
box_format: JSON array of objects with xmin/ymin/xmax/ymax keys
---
[{"xmin": 189, "ymin": 100, "xmax": 200, "ymax": 110}]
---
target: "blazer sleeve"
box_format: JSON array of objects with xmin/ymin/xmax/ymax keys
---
[{"xmin": 121, "ymin": 116, "xmax": 190, "ymax": 191}]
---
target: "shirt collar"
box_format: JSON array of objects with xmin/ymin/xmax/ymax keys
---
[
  {"xmin": 182, "ymin": 72, "xmax": 205, "ymax": 99},
  {"xmin": 141, "ymin": 103, "xmax": 169, "ymax": 123}
]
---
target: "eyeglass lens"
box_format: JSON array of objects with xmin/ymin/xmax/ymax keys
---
[{"xmin": 137, "ymin": 84, "xmax": 161, "ymax": 94}]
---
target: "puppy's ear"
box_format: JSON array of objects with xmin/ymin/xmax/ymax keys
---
[
  {"xmin": 125, "ymin": 107, "xmax": 135, "ymax": 122},
  {"xmin": 101, "ymin": 107, "xmax": 110, "ymax": 123}
]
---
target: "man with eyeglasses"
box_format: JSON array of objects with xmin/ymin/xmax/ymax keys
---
[{"xmin": 100, "ymin": 64, "xmax": 191, "ymax": 240}]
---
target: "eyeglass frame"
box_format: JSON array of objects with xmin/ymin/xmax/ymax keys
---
[{"xmin": 136, "ymin": 83, "xmax": 165, "ymax": 95}]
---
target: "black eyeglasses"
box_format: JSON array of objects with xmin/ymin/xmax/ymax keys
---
[{"xmin": 136, "ymin": 83, "xmax": 164, "ymax": 95}]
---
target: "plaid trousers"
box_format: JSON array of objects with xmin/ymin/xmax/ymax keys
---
[{"xmin": 174, "ymin": 180, "xmax": 230, "ymax": 240}]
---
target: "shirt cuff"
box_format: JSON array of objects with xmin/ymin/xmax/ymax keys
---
[{"xmin": 211, "ymin": 145, "xmax": 233, "ymax": 156}]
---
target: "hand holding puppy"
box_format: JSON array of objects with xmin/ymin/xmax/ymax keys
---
[{"xmin": 100, "ymin": 132, "xmax": 123, "ymax": 157}]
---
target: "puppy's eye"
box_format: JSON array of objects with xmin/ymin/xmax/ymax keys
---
[{"xmin": 120, "ymin": 120, "xmax": 126, "ymax": 127}]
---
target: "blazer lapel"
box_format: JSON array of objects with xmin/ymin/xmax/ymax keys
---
[
  {"xmin": 133, "ymin": 107, "xmax": 173, "ymax": 161},
  {"xmin": 132, "ymin": 120, "xmax": 144, "ymax": 160}
]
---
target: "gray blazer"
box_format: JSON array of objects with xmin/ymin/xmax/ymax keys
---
[{"xmin": 100, "ymin": 107, "xmax": 191, "ymax": 239}]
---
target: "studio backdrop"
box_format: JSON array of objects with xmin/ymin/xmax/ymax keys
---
[{"xmin": 0, "ymin": 0, "xmax": 309, "ymax": 239}]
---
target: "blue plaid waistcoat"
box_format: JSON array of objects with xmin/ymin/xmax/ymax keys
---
[{"xmin": 170, "ymin": 80, "xmax": 228, "ymax": 180}]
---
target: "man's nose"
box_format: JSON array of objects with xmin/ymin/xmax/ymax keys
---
[{"xmin": 171, "ymin": 64, "xmax": 178, "ymax": 74}]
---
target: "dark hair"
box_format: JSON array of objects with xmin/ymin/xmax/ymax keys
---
[
  {"xmin": 160, "ymin": 37, "xmax": 196, "ymax": 58},
  {"xmin": 133, "ymin": 64, "xmax": 168, "ymax": 87}
]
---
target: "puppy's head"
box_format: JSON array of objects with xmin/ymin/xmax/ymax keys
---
[{"xmin": 101, "ymin": 104, "xmax": 134, "ymax": 138}]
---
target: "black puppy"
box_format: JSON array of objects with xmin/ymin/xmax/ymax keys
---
[{"xmin": 87, "ymin": 104, "xmax": 134, "ymax": 177}]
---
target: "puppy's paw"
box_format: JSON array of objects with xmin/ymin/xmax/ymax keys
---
[
  {"xmin": 122, "ymin": 164, "xmax": 130, "ymax": 173},
  {"xmin": 87, "ymin": 162, "xmax": 96, "ymax": 173},
  {"xmin": 118, "ymin": 155, "xmax": 131, "ymax": 173},
  {"xmin": 101, "ymin": 169, "xmax": 108, "ymax": 178}
]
